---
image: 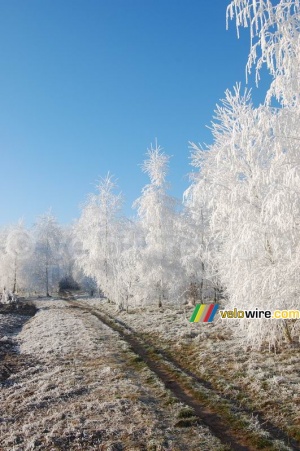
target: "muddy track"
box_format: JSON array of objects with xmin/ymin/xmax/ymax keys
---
[{"xmin": 65, "ymin": 298, "xmax": 300, "ymax": 451}]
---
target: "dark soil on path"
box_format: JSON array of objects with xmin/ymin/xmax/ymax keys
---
[{"xmin": 0, "ymin": 301, "xmax": 37, "ymax": 384}]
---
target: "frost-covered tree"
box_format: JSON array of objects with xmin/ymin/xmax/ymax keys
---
[
  {"xmin": 183, "ymin": 173, "xmax": 221, "ymax": 305},
  {"xmin": 185, "ymin": 0, "xmax": 300, "ymax": 347},
  {"xmin": 225, "ymin": 0, "xmax": 300, "ymax": 346},
  {"xmin": 227, "ymin": 0, "xmax": 300, "ymax": 106},
  {"xmin": 0, "ymin": 222, "xmax": 33, "ymax": 295},
  {"xmin": 113, "ymin": 218, "xmax": 147, "ymax": 310},
  {"xmin": 190, "ymin": 85, "xmax": 300, "ymax": 346},
  {"xmin": 7, "ymin": 222, "xmax": 33, "ymax": 293},
  {"xmin": 30, "ymin": 213, "xmax": 62, "ymax": 296},
  {"xmin": 134, "ymin": 142, "xmax": 181, "ymax": 308},
  {"xmin": 58, "ymin": 226, "xmax": 80, "ymax": 285},
  {"xmin": 74, "ymin": 174, "xmax": 122, "ymax": 301}
]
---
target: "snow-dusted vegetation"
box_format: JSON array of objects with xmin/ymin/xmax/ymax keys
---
[
  {"xmin": 2, "ymin": 0, "xmax": 300, "ymax": 349},
  {"xmin": 1, "ymin": 1, "xmax": 300, "ymax": 448}
]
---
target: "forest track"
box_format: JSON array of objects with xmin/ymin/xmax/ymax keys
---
[{"xmin": 65, "ymin": 299, "xmax": 300, "ymax": 451}]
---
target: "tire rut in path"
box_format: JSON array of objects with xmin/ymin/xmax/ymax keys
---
[
  {"xmin": 112, "ymin": 315, "xmax": 299, "ymax": 451},
  {"xmin": 66, "ymin": 300, "xmax": 299, "ymax": 451}
]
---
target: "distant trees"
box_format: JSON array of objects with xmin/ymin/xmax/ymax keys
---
[
  {"xmin": 74, "ymin": 143, "xmax": 185, "ymax": 310},
  {"xmin": 30, "ymin": 213, "xmax": 62, "ymax": 296},
  {"xmin": 0, "ymin": 215, "xmax": 79, "ymax": 298},
  {"xmin": 7, "ymin": 222, "xmax": 33, "ymax": 294},
  {"xmin": 58, "ymin": 275, "xmax": 80, "ymax": 291},
  {"xmin": 1, "ymin": 0, "xmax": 299, "ymax": 350},
  {"xmin": 0, "ymin": 222, "xmax": 33, "ymax": 295}
]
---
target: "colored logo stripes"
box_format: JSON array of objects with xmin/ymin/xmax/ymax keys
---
[{"xmin": 189, "ymin": 304, "xmax": 219, "ymax": 323}]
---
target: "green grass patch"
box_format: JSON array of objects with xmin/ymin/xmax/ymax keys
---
[
  {"xmin": 174, "ymin": 417, "xmax": 198, "ymax": 428},
  {"xmin": 177, "ymin": 407, "xmax": 195, "ymax": 419}
]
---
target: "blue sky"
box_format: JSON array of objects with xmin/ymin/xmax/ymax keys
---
[{"xmin": 0, "ymin": 0, "xmax": 268, "ymax": 226}]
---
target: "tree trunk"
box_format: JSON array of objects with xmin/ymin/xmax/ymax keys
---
[
  {"xmin": 158, "ymin": 279, "xmax": 163, "ymax": 308},
  {"xmin": 200, "ymin": 262, "xmax": 205, "ymax": 302},
  {"xmin": 158, "ymin": 296, "xmax": 162, "ymax": 308},
  {"xmin": 46, "ymin": 264, "xmax": 50, "ymax": 297},
  {"xmin": 46, "ymin": 238, "xmax": 50, "ymax": 297},
  {"xmin": 214, "ymin": 287, "xmax": 217, "ymax": 303},
  {"xmin": 12, "ymin": 256, "xmax": 17, "ymax": 294},
  {"xmin": 283, "ymin": 321, "xmax": 293, "ymax": 344}
]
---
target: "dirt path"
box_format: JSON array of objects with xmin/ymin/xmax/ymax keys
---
[
  {"xmin": 0, "ymin": 298, "xmax": 227, "ymax": 450},
  {"xmin": 1, "ymin": 297, "xmax": 298, "ymax": 450},
  {"xmin": 66, "ymin": 298, "xmax": 299, "ymax": 451}
]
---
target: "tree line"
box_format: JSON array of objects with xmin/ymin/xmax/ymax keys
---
[{"xmin": 1, "ymin": 1, "xmax": 300, "ymax": 348}]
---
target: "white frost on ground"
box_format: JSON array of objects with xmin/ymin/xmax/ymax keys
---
[
  {"xmin": 19, "ymin": 301, "xmax": 108, "ymax": 358},
  {"xmin": 85, "ymin": 297, "xmax": 300, "ymax": 449},
  {"xmin": 0, "ymin": 298, "xmax": 225, "ymax": 450}
]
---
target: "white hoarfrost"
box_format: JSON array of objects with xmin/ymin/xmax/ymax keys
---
[
  {"xmin": 0, "ymin": 299, "xmax": 224, "ymax": 450},
  {"xmin": 185, "ymin": 0, "xmax": 300, "ymax": 347},
  {"xmin": 18, "ymin": 300, "xmax": 107, "ymax": 358}
]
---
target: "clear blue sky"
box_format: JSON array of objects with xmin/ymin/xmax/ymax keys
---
[{"xmin": 0, "ymin": 0, "xmax": 268, "ymax": 226}]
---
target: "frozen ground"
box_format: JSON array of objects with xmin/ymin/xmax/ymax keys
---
[
  {"xmin": 0, "ymin": 298, "xmax": 226, "ymax": 450},
  {"xmin": 85, "ymin": 298, "xmax": 300, "ymax": 449}
]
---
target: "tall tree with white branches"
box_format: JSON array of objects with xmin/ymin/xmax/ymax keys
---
[
  {"xmin": 74, "ymin": 173, "xmax": 122, "ymax": 301},
  {"xmin": 31, "ymin": 213, "xmax": 62, "ymax": 296},
  {"xmin": 134, "ymin": 141, "xmax": 180, "ymax": 308},
  {"xmin": 0, "ymin": 222, "xmax": 33, "ymax": 295},
  {"xmin": 186, "ymin": 0, "xmax": 300, "ymax": 347}
]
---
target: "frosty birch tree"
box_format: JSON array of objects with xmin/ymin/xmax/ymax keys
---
[
  {"xmin": 108, "ymin": 218, "xmax": 144, "ymax": 311},
  {"xmin": 134, "ymin": 142, "xmax": 180, "ymax": 308},
  {"xmin": 190, "ymin": 83, "xmax": 300, "ymax": 346},
  {"xmin": 223, "ymin": 0, "xmax": 300, "ymax": 347},
  {"xmin": 6, "ymin": 222, "xmax": 34, "ymax": 294},
  {"xmin": 31, "ymin": 213, "xmax": 62, "ymax": 296},
  {"xmin": 0, "ymin": 222, "xmax": 33, "ymax": 295},
  {"xmin": 183, "ymin": 173, "xmax": 220, "ymax": 305},
  {"xmin": 74, "ymin": 173, "xmax": 122, "ymax": 301},
  {"xmin": 184, "ymin": 0, "xmax": 300, "ymax": 347},
  {"xmin": 227, "ymin": 0, "xmax": 300, "ymax": 106}
]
